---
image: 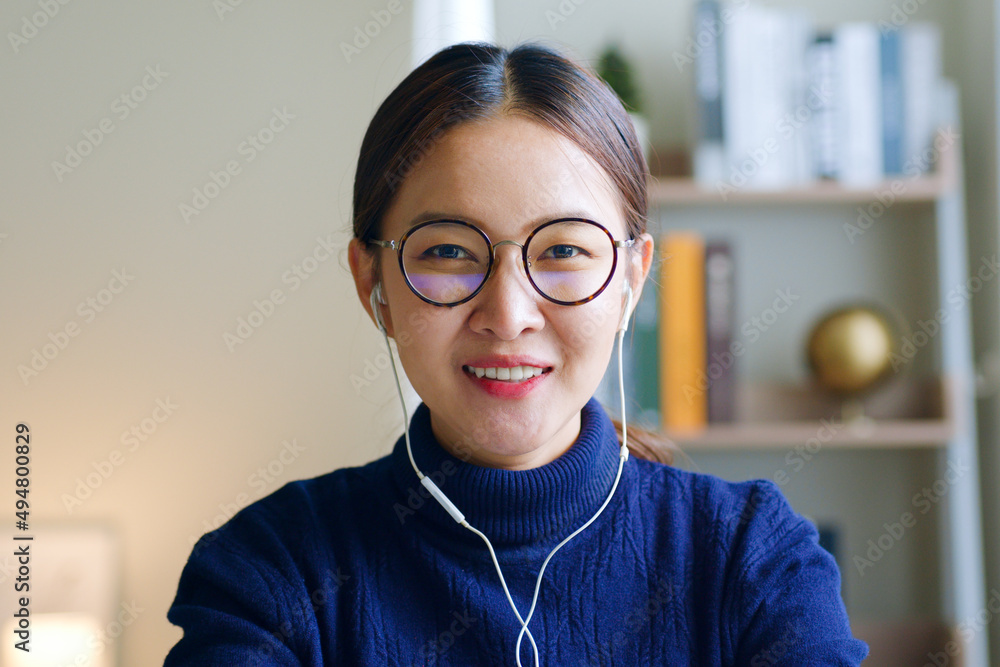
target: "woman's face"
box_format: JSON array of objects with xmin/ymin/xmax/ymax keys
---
[{"xmin": 350, "ymin": 115, "xmax": 653, "ymax": 470}]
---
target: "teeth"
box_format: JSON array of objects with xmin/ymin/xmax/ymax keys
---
[{"xmin": 465, "ymin": 365, "xmax": 546, "ymax": 382}]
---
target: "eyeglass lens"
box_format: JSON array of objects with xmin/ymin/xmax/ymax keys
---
[{"xmin": 400, "ymin": 220, "xmax": 616, "ymax": 305}]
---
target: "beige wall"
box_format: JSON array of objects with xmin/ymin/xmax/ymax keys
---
[{"xmin": 0, "ymin": 1, "xmax": 413, "ymax": 663}]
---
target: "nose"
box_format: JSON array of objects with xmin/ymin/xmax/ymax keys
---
[{"xmin": 466, "ymin": 243, "xmax": 545, "ymax": 340}]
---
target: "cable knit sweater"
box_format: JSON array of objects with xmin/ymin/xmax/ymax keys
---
[{"xmin": 165, "ymin": 397, "xmax": 868, "ymax": 665}]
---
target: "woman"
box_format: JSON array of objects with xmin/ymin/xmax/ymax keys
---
[{"xmin": 166, "ymin": 42, "xmax": 868, "ymax": 665}]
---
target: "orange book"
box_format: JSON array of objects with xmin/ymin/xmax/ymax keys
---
[{"xmin": 659, "ymin": 232, "xmax": 707, "ymax": 432}]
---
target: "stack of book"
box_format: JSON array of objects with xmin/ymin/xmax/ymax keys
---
[
  {"xmin": 692, "ymin": 0, "xmax": 943, "ymax": 189},
  {"xmin": 657, "ymin": 233, "xmax": 736, "ymax": 432},
  {"xmin": 601, "ymin": 232, "xmax": 736, "ymax": 432}
]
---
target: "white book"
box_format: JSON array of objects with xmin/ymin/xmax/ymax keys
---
[
  {"xmin": 901, "ymin": 22, "xmax": 942, "ymax": 175},
  {"xmin": 723, "ymin": 5, "xmax": 797, "ymax": 190},
  {"xmin": 721, "ymin": 6, "xmax": 814, "ymax": 190},
  {"xmin": 808, "ymin": 35, "xmax": 838, "ymax": 179},
  {"xmin": 834, "ymin": 23, "xmax": 884, "ymax": 186},
  {"xmin": 783, "ymin": 10, "xmax": 815, "ymax": 186}
]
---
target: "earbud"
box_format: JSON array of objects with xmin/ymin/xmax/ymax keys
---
[
  {"xmin": 617, "ymin": 283, "xmax": 634, "ymax": 333},
  {"xmin": 370, "ymin": 282, "xmax": 387, "ymax": 333}
]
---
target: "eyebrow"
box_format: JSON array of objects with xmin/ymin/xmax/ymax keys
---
[{"xmin": 404, "ymin": 210, "xmax": 601, "ymax": 234}]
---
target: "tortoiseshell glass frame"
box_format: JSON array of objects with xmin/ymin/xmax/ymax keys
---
[{"xmin": 369, "ymin": 218, "xmax": 635, "ymax": 307}]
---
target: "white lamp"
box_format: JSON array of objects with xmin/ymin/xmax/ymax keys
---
[
  {"xmin": 1, "ymin": 613, "xmax": 112, "ymax": 667},
  {"xmin": 0, "ymin": 524, "xmax": 119, "ymax": 666},
  {"xmin": 412, "ymin": 0, "xmax": 496, "ymax": 68}
]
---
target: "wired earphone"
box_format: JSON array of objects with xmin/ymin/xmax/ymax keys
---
[{"xmin": 369, "ymin": 278, "xmax": 634, "ymax": 667}]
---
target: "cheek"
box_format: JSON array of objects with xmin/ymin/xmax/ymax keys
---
[
  {"xmin": 559, "ymin": 296, "xmax": 621, "ymax": 359},
  {"xmin": 395, "ymin": 308, "xmax": 431, "ymax": 345},
  {"xmin": 391, "ymin": 303, "xmax": 456, "ymax": 361},
  {"xmin": 382, "ymin": 270, "xmax": 441, "ymax": 342}
]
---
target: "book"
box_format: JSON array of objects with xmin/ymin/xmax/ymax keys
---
[
  {"xmin": 881, "ymin": 28, "xmax": 905, "ymax": 175},
  {"xmin": 807, "ymin": 34, "xmax": 838, "ymax": 179},
  {"xmin": 901, "ymin": 22, "xmax": 942, "ymax": 174},
  {"xmin": 630, "ymin": 265, "xmax": 660, "ymax": 427},
  {"xmin": 692, "ymin": 0, "xmax": 726, "ymax": 187},
  {"xmin": 659, "ymin": 233, "xmax": 707, "ymax": 432},
  {"xmin": 722, "ymin": 5, "xmax": 786, "ymax": 190},
  {"xmin": 784, "ymin": 10, "xmax": 816, "ymax": 186},
  {"xmin": 834, "ymin": 22, "xmax": 884, "ymax": 185},
  {"xmin": 698, "ymin": 8, "xmax": 945, "ymax": 188},
  {"xmin": 704, "ymin": 240, "xmax": 736, "ymax": 423},
  {"xmin": 721, "ymin": 6, "xmax": 815, "ymax": 190}
]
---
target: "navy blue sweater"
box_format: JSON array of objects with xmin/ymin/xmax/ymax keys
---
[{"xmin": 165, "ymin": 397, "xmax": 868, "ymax": 665}]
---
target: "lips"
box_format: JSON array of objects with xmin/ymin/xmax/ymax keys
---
[{"xmin": 461, "ymin": 356, "xmax": 553, "ymax": 397}]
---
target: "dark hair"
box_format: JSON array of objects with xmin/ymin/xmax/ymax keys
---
[{"xmin": 352, "ymin": 41, "xmax": 674, "ymax": 465}]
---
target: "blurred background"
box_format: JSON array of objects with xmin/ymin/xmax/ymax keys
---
[{"xmin": 0, "ymin": 0, "xmax": 998, "ymax": 665}]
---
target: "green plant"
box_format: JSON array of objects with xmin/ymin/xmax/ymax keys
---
[{"xmin": 596, "ymin": 44, "xmax": 642, "ymax": 113}]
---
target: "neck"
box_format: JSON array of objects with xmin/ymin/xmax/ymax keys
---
[{"xmin": 429, "ymin": 410, "xmax": 582, "ymax": 470}]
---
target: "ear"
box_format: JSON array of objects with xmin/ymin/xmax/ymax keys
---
[
  {"xmin": 627, "ymin": 233, "xmax": 655, "ymax": 307},
  {"xmin": 348, "ymin": 238, "xmax": 394, "ymax": 337}
]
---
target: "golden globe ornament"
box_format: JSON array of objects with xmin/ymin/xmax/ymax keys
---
[{"xmin": 806, "ymin": 306, "xmax": 897, "ymax": 394}]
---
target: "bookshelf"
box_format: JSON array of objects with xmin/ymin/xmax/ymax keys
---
[
  {"xmin": 649, "ymin": 136, "xmax": 957, "ymax": 205},
  {"xmin": 663, "ymin": 376, "xmax": 955, "ymax": 449},
  {"xmin": 644, "ymin": 95, "xmax": 988, "ymax": 664}
]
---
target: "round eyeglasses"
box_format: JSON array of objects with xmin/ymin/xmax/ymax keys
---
[{"xmin": 368, "ymin": 218, "xmax": 635, "ymax": 307}]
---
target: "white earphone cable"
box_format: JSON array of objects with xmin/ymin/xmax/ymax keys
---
[
  {"xmin": 511, "ymin": 325, "xmax": 629, "ymax": 665},
  {"xmin": 376, "ymin": 287, "xmax": 631, "ymax": 667}
]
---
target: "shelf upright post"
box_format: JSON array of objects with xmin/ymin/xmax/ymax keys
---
[{"xmin": 935, "ymin": 80, "xmax": 989, "ymax": 666}]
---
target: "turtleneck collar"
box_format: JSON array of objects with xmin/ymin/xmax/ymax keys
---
[{"xmin": 389, "ymin": 397, "xmax": 624, "ymax": 547}]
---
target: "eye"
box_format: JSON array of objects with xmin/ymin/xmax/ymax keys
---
[
  {"xmin": 425, "ymin": 244, "xmax": 472, "ymax": 260},
  {"xmin": 540, "ymin": 244, "xmax": 587, "ymax": 260}
]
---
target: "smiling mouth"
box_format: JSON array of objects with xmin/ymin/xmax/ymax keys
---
[{"xmin": 463, "ymin": 365, "xmax": 550, "ymax": 382}]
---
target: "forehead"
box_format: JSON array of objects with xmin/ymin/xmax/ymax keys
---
[{"xmin": 381, "ymin": 115, "xmax": 626, "ymax": 239}]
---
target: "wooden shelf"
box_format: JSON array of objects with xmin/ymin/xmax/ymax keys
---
[
  {"xmin": 648, "ymin": 133, "xmax": 957, "ymax": 206},
  {"xmin": 852, "ymin": 620, "xmax": 963, "ymax": 667},
  {"xmin": 663, "ymin": 376, "xmax": 955, "ymax": 449}
]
